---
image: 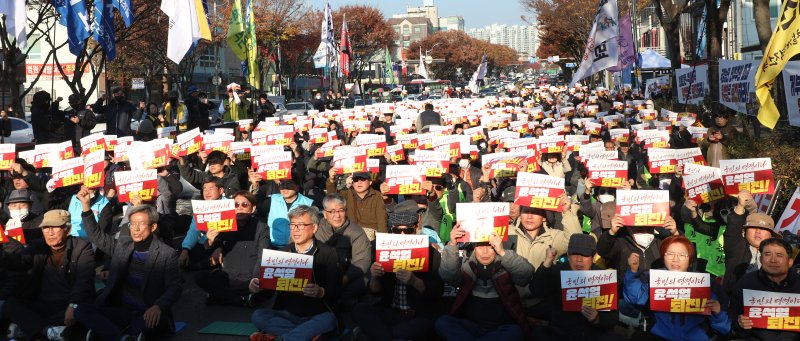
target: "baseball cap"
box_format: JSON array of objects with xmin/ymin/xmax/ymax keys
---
[
  {"xmin": 351, "ymin": 172, "xmax": 371, "ymax": 180},
  {"xmin": 501, "ymin": 186, "xmax": 516, "ymax": 203},
  {"xmin": 568, "ymin": 233, "xmax": 597, "ymax": 256},
  {"xmin": 744, "ymin": 212, "xmax": 778, "ymax": 236},
  {"xmin": 40, "ymin": 210, "xmax": 70, "ymax": 227}
]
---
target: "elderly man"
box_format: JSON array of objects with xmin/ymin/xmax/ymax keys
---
[
  {"xmin": 249, "ymin": 205, "xmax": 343, "ymax": 341},
  {"xmin": 531, "ymin": 234, "xmax": 622, "ymax": 341},
  {"xmin": 435, "ymin": 223, "xmax": 533, "ymax": 341},
  {"xmin": 352, "ymin": 203, "xmax": 444, "ymax": 341},
  {"xmin": 731, "ymin": 238, "xmax": 800, "ymax": 341},
  {"xmin": 3, "ymin": 189, "xmax": 44, "ymax": 243},
  {"xmin": 327, "ymin": 170, "xmax": 387, "ymax": 234},
  {"xmin": 0, "ymin": 210, "xmax": 95, "ymax": 340},
  {"xmin": 74, "ymin": 187, "xmax": 183, "ymax": 340},
  {"xmin": 315, "ymin": 193, "xmax": 371, "ymax": 306},
  {"xmin": 3, "ymin": 161, "xmax": 45, "ymax": 216}
]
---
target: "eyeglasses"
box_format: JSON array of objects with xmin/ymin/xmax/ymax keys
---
[
  {"xmin": 324, "ymin": 209, "xmax": 346, "ymax": 215},
  {"xmin": 664, "ymin": 251, "xmax": 689, "ymax": 260},
  {"xmin": 289, "ymin": 223, "xmax": 314, "ymax": 230},
  {"xmin": 433, "ymin": 185, "xmax": 444, "ymax": 191},
  {"xmin": 235, "ymin": 201, "xmax": 251, "ymax": 208},
  {"xmin": 391, "ymin": 226, "xmax": 416, "ymax": 234},
  {"xmin": 130, "ymin": 222, "xmax": 151, "ymax": 229}
]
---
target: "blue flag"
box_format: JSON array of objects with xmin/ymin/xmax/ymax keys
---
[
  {"xmin": 53, "ymin": 0, "xmax": 91, "ymax": 56},
  {"xmin": 111, "ymin": 0, "xmax": 134, "ymax": 27},
  {"xmin": 93, "ymin": 0, "xmax": 116, "ymax": 61}
]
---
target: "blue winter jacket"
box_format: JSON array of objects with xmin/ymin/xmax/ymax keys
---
[{"xmin": 268, "ymin": 193, "xmax": 314, "ymax": 249}]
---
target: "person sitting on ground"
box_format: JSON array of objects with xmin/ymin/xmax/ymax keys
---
[
  {"xmin": 248, "ymin": 205, "xmax": 343, "ymax": 341},
  {"xmin": 195, "ymin": 191, "xmax": 270, "ymax": 306},
  {"xmin": 327, "ymin": 169, "xmax": 387, "ymax": 235},
  {"xmin": 0, "ymin": 210, "xmax": 95, "ymax": 340},
  {"xmin": 74, "ymin": 188, "xmax": 183, "ymax": 340},
  {"xmin": 434, "ymin": 222, "xmax": 533, "ymax": 341},
  {"xmin": 1, "ymin": 189, "xmax": 44, "ymax": 244},
  {"xmin": 178, "ymin": 150, "xmax": 241, "ymax": 198},
  {"xmin": 180, "ymin": 178, "xmax": 225, "ymax": 269}
]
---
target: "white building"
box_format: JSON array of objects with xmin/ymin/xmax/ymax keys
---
[
  {"xmin": 391, "ymin": 0, "xmax": 465, "ymax": 33},
  {"xmin": 466, "ymin": 24, "xmax": 538, "ymax": 58}
]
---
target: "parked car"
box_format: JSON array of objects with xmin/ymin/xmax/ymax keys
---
[
  {"xmin": 7, "ymin": 117, "xmax": 35, "ymax": 148},
  {"xmin": 285, "ymin": 102, "xmax": 314, "ymax": 116}
]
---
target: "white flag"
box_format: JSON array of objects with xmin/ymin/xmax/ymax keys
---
[
  {"xmin": 0, "ymin": 0, "xmax": 27, "ymax": 49},
  {"xmin": 570, "ymin": 0, "xmax": 620, "ymax": 86},
  {"xmin": 469, "ymin": 52, "xmax": 488, "ymax": 93},
  {"xmin": 419, "ymin": 47, "xmax": 430, "ymax": 80},
  {"xmin": 161, "ymin": 0, "xmax": 202, "ymax": 64},
  {"xmin": 321, "ymin": 0, "xmax": 334, "ymax": 50}
]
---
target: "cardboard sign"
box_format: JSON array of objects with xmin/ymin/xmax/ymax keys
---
[
  {"xmin": 114, "ymin": 169, "xmax": 158, "ymax": 203},
  {"xmin": 237, "ymin": 119, "xmax": 254, "ymax": 132},
  {"xmin": 4, "ymin": 219, "xmax": 23, "ymax": 244},
  {"xmin": 264, "ymin": 125, "xmax": 294, "ymax": 146},
  {"xmin": 720, "ymin": 158, "xmax": 775, "ymax": 195},
  {"xmin": 51, "ymin": 157, "xmax": 84, "ymax": 188},
  {"xmin": 333, "ymin": 146, "xmax": 368, "ymax": 174},
  {"xmin": 191, "ymin": 199, "xmax": 238, "ymax": 232},
  {"xmin": 432, "ymin": 135, "xmax": 470, "ymax": 158},
  {"xmin": 0, "ymin": 144, "xmax": 15, "ymax": 171},
  {"xmin": 561, "ymin": 270, "xmax": 618, "ymax": 311},
  {"xmin": 776, "ymin": 188, "xmax": 800, "ymax": 234},
  {"xmin": 27, "ymin": 144, "xmax": 59, "ymax": 168},
  {"xmin": 386, "ymin": 144, "xmax": 405, "ymax": 163},
  {"xmin": 175, "ymin": 128, "xmax": 202, "ymax": 156},
  {"xmin": 314, "ymin": 140, "xmax": 341, "ymax": 158},
  {"xmin": 308, "ymin": 128, "xmax": 331, "ymax": 144},
  {"xmin": 744, "ymin": 289, "xmax": 800, "ymax": 331},
  {"xmin": 649, "ymin": 269, "xmax": 711, "ymax": 315},
  {"xmin": 354, "ymin": 134, "xmax": 387, "ymax": 157},
  {"xmin": 609, "ymin": 128, "xmax": 630, "ymax": 143},
  {"xmin": 636, "ymin": 129, "xmax": 671, "ymax": 149},
  {"xmin": 230, "ymin": 141, "xmax": 251, "ymax": 162},
  {"xmin": 464, "ymin": 127, "xmax": 485, "ymax": 142},
  {"xmin": 514, "ymin": 172, "xmax": 565, "ymax": 211},
  {"xmin": 482, "ymin": 152, "xmax": 530, "ymax": 178},
  {"xmin": 616, "ymin": 190, "xmax": 670, "ymax": 226},
  {"xmin": 587, "ymin": 159, "xmax": 628, "ymax": 188},
  {"xmin": 385, "ymin": 165, "xmax": 426, "ymax": 195},
  {"xmin": 83, "ymin": 149, "xmax": 106, "ymax": 189},
  {"xmin": 375, "ymin": 233, "xmax": 429, "ymax": 272},
  {"xmin": 410, "ymin": 150, "xmax": 449, "ymax": 178},
  {"xmin": 455, "ymin": 203, "xmax": 510, "ymax": 242},
  {"xmin": 128, "ymin": 141, "xmax": 169, "ymax": 170},
  {"xmin": 253, "ymin": 151, "xmax": 293, "ymax": 180},
  {"xmin": 683, "ymin": 167, "xmax": 725, "ymax": 204},
  {"xmin": 395, "ymin": 133, "xmax": 419, "ymax": 149},
  {"xmin": 157, "ymin": 126, "xmax": 177, "ymax": 139},
  {"xmin": 536, "ymin": 135, "xmax": 565, "ymax": 154},
  {"xmin": 259, "ymin": 249, "xmax": 314, "ymax": 292},
  {"xmin": 504, "ymin": 138, "xmax": 538, "ymax": 153},
  {"xmin": 202, "ymin": 133, "xmax": 234, "ymax": 154},
  {"xmin": 565, "ymin": 134, "xmax": 590, "ymax": 152},
  {"xmin": 647, "ymin": 148, "xmax": 677, "ymax": 174},
  {"xmin": 80, "ymin": 133, "xmax": 106, "ymax": 155},
  {"xmin": 674, "ymin": 148, "xmax": 706, "ymax": 167},
  {"xmin": 687, "ymin": 127, "xmax": 708, "ymax": 143}
]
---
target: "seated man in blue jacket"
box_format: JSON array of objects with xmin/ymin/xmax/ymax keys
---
[
  {"xmin": 179, "ymin": 178, "xmax": 225, "ymax": 269},
  {"xmin": 73, "ymin": 188, "xmax": 183, "ymax": 340}
]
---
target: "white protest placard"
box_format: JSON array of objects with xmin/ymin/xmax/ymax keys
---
[
  {"xmin": 650, "ymin": 269, "xmax": 711, "ymax": 315},
  {"xmin": 375, "ymin": 233, "xmax": 429, "ymax": 272},
  {"xmin": 743, "ymin": 289, "xmax": 800, "ymax": 331},
  {"xmin": 258, "ymin": 249, "xmax": 314, "ymax": 292},
  {"xmin": 719, "ymin": 59, "xmax": 758, "ymax": 113},
  {"xmin": 455, "ymin": 202, "xmax": 510, "ymax": 242},
  {"xmin": 514, "ymin": 172, "xmax": 565, "ymax": 212},
  {"xmin": 675, "ymin": 65, "xmax": 709, "ymax": 105},
  {"xmin": 560, "ymin": 270, "xmax": 618, "ymax": 311}
]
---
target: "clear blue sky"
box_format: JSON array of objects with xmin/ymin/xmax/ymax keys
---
[{"xmin": 308, "ymin": 0, "xmax": 531, "ymax": 29}]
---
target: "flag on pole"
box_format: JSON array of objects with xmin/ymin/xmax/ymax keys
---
[
  {"xmin": 754, "ymin": 0, "xmax": 800, "ymax": 129},
  {"xmin": 384, "ymin": 47, "xmax": 396, "ymax": 85},
  {"xmin": 608, "ymin": 14, "xmax": 634, "ymax": 73},
  {"xmin": 400, "ymin": 48, "xmax": 407, "ymax": 76},
  {"xmin": 0, "ymin": 0, "xmax": 27, "ymax": 49},
  {"xmin": 161, "ymin": 0, "xmax": 203, "ymax": 64},
  {"xmin": 243, "ymin": 0, "xmax": 260, "ymax": 89},
  {"xmin": 468, "ymin": 52, "xmax": 488, "ymax": 93},
  {"xmin": 418, "ymin": 47, "xmax": 430, "ymax": 80},
  {"xmin": 194, "ymin": 0, "xmax": 212, "ymax": 41},
  {"xmin": 321, "ymin": 0, "xmax": 334, "ymax": 51},
  {"xmin": 569, "ymin": 0, "xmax": 620, "ymax": 86},
  {"xmin": 93, "ymin": 0, "xmax": 117, "ymax": 61},
  {"xmin": 52, "ymin": 0, "xmax": 91, "ymax": 56},
  {"xmin": 339, "ymin": 13, "xmax": 351, "ymax": 78},
  {"xmin": 227, "ymin": 0, "xmax": 247, "ymax": 61},
  {"xmin": 111, "ymin": 0, "xmax": 135, "ymax": 27}
]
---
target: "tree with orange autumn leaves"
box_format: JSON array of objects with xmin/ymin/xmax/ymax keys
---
[{"xmin": 408, "ymin": 31, "xmax": 519, "ymax": 82}]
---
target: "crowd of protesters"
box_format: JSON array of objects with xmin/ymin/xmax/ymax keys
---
[{"xmin": 1, "ymin": 81, "xmax": 797, "ymax": 341}]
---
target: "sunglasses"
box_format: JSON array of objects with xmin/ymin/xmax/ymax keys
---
[
  {"xmin": 597, "ymin": 188, "xmax": 614, "ymax": 195},
  {"xmin": 353, "ymin": 177, "xmax": 370, "ymax": 182},
  {"xmin": 235, "ymin": 201, "xmax": 251, "ymax": 208},
  {"xmin": 391, "ymin": 226, "xmax": 416, "ymax": 234}
]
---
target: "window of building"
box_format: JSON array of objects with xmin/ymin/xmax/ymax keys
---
[
  {"xmin": 28, "ymin": 34, "xmax": 41, "ymax": 60},
  {"xmin": 403, "ymin": 26, "xmax": 410, "ymax": 34},
  {"xmin": 403, "ymin": 41, "xmax": 410, "ymax": 47},
  {"xmin": 414, "ymin": 27, "xmax": 421, "ymax": 33},
  {"xmin": 199, "ymin": 49, "xmax": 217, "ymax": 68}
]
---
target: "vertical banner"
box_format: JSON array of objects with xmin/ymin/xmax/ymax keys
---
[
  {"xmin": 783, "ymin": 61, "xmax": 800, "ymax": 127},
  {"xmin": 683, "ymin": 167, "xmax": 725, "ymax": 204},
  {"xmin": 252, "ymin": 151, "xmax": 293, "ymax": 180},
  {"xmin": 675, "ymin": 65, "xmax": 709, "ymax": 105},
  {"xmin": 649, "ymin": 269, "xmax": 711, "ymax": 315},
  {"xmin": 83, "ymin": 149, "xmax": 106, "ymax": 189},
  {"xmin": 411, "ymin": 150, "xmax": 449, "ymax": 178},
  {"xmin": 615, "ymin": 190, "xmax": 670, "ymax": 226},
  {"xmin": 385, "ymin": 165, "xmax": 426, "ymax": 195},
  {"xmin": 719, "ymin": 59, "xmax": 758, "ymax": 113},
  {"xmin": 375, "ymin": 233, "xmax": 429, "ymax": 272},
  {"xmin": 455, "ymin": 202, "xmax": 510, "ymax": 242},
  {"xmin": 719, "ymin": 158, "xmax": 775, "ymax": 195},
  {"xmin": 0, "ymin": 144, "xmax": 15, "ymax": 170},
  {"xmin": 50, "ymin": 157, "xmax": 85, "ymax": 189},
  {"xmin": 332, "ymin": 146, "xmax": 368, "ymax": 174},
  {"xmin": 514, "ymin": 172, "xmax": 565, "ymax": 211},
  {"xmin": 259, "ymin": 249, "xmax": 314, "ymax": 292},
  {"xmin": 560, "ymin": 270, "xmax": 618, "ymax": 311},
  {"xmin": 586, "ymin": 159, "xmax": 628, "ymax": 187},
  {"xmin": 743, "ymin": 289, "xmax": 800, "ymax": 331},
  {"xmin": 114, "ymin": 169, "xmax": 158, "ymax": 202},
  {"xmin": 191, "ymin": 199, "xmax": 238, "ymax": 232}
]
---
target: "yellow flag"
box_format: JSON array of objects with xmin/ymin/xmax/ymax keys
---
[
  {"xmin": 245, "ymin": 0, "xmax": 260, "ymax": 89},
  {"xmin": 194, "ymin": 0, "xmax": 211, "ymax": 41},
  {"xmin": 754, "ymin": 0, "xmax": 800, "ymax": 129},
  {"xmin": 226, "ymin": 0, "xmax": 247, "ymax": 61}
]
